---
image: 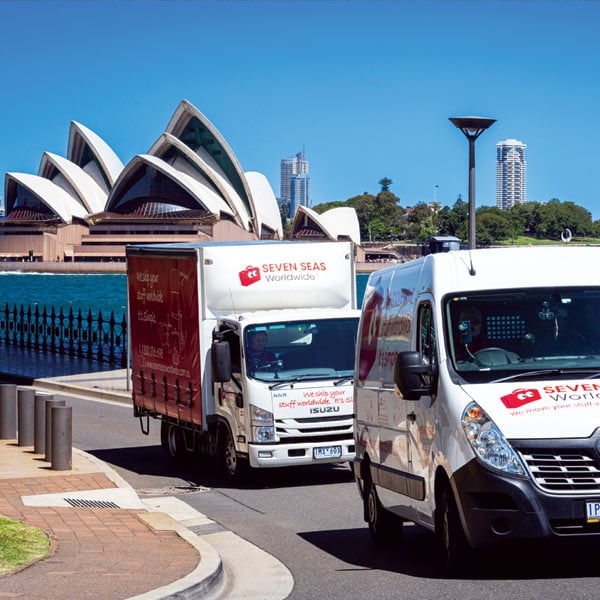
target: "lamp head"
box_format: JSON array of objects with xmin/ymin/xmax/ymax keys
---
[{"xmin": 449, "ymin": 116, "xmax": 496, "ymax": 139}]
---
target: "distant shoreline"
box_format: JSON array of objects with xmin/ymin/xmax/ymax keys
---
[
  {"xmin": 0, "ymin": 260, "xmax": 383, "ymax": 274},
  {"xmin": 0, "ymin": 262, "xmax": 127, "ymax": 274}
]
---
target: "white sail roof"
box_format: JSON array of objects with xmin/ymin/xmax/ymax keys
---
[
  {"xmin": 38, "ymin": 152, "xmax": 107, "ymax": 214},
  {"xmin": 67, "ymin": 121, "xmax": 124, "ymax": 190},
  {"xmin": 5, "ymin": 172, "xmax": 88, "ymax": 223},
  {"xmin": 148, "ymin": 133, "xmax": 252, "ymax": 230},
  {"xmin": 106, "ymin": 154, "xmax": 235, "ymax": 218},
  {"xmin": 245, "ymin": 171, "xmax": 283, "ymax": 238}
]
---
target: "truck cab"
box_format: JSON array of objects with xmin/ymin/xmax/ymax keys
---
[{"xmin": 214, "ymin": 310, "xmax": 359, "ymax": 477}]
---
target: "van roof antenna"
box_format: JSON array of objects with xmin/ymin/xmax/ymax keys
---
[{"xmin": 460, "ymin": 252, "xmax": 477, "ymax": 277}]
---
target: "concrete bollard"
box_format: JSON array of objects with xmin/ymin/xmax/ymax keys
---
[
  {"xmin": 45, "ymin": 398, "xmax": 66, "ymax": 462},
  {"xmin": 34, "ymin": 392, "xmax": 53, "ymax": 455},
  {"xmin": 51, "ymin": 406, "xmax": 72, "ymax": 471},
  {"xmin": 17, "ymin": 388, "xmax": 35, "ymax": 447},
  {"xmin": 0, "ymin": 383, "xmax": 17, "ymax": 440}
]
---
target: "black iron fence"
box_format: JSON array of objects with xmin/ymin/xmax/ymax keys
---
[{"xmin": 0, "ymin": 304, "xmax": 127, "ymax": 368}]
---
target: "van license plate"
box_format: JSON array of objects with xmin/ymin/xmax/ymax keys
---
[
  {"xmin": 586, "ymin": 500, "xmax": 600, "ymax": 523},
  {"xmin": 314, "ymin": 445, "xmax": 342, "ymax": 459}
]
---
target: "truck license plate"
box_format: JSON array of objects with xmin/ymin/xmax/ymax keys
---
[
  {"xmin": 586, "ymin": 500, "xmax": 600, "ymax": 523},
  {"xmin": 314, "ymin": 445, "xmax": 342, "ymax": 459}
]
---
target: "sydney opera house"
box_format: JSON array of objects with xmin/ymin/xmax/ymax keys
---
[{"xmin": 0, "ymin": 99, "xmax": 360, "ymax": 263}]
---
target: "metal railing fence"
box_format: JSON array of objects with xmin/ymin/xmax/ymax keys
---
[{"xmin": 0, "ymin": 303, "xmax": 127, "ymax": 368}]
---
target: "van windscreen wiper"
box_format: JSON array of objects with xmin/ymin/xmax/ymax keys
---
[{"xmin": 491, "ymin": 368, "xmax": 600, "ymax": 384}]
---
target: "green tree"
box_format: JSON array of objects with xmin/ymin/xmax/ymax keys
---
[
  {"xmin": 437, "ymin": 197, "xmax": 468, "ymax": 241},
  {"xmin": 536, "ymin": 199, "xmax": 594, "ymax": 239},
  {"xmin": 406, "ymin": 203, "xmax": 436, "ymax": 241},
  {"xmin": 311, "ymin": 201, "xmax": 345, "ymax": 214},
  {"xmin": 379, "ymin": 177, "xmax": 392, "ymax": 192},
  {"xmin": 475, "ymin": 207, "xmax": 513, "ymax": 246}
]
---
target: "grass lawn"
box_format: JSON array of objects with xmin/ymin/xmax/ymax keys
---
[
  {"xmin": 0, "ymin": 516, "xmax": 49, "ymax": 576},
  {"xmin": 499, "ymin": 236, "xmax": 600, "ymax": 246}
]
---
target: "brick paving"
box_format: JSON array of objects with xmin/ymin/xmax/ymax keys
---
[
  {"xmin": 0, "ymin": 348, "xmax": 209, "ymax": 599},
  {"xmin": 0, "ymin": 450, "xmax": 200, "ymax": 600}
]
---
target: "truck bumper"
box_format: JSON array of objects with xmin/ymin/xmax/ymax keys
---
[
  {"xmin": 248, "ymin": 439, "xmax": 355, "ymax": 468},
  {"xmin": 452, "ymin": 458, "xmax": 600, "ymax": 549}
]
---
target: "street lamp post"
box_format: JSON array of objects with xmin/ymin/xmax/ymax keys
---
[{"xmin": 449, "ymin": 116, "xmax": 496, "ymax": 249}]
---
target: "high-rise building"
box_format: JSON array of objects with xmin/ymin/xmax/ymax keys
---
[
  {"xmin": 496, "ymin": 139, "xmax": 527, "ymax": 210},
  {"xmin": 280, "ymin": 150, "xmax": 309, "ymax": 218}
]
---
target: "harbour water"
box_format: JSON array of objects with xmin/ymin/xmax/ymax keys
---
[{"xmin": 0, "ymin": 272, "xmax": 370, "ymax": 318}]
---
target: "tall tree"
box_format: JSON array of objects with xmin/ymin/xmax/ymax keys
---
[{"xmin": 379, "ymin": 177, "xmax": 392, "ymax": 192}]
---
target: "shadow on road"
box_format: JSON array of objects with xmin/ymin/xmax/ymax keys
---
[
  {"xmin": 298, "ymin": 524, "xmax": 600, "ymax": 581},
  {"xmin": 88, "ymin": 445, "xmax": 355, "ymax": 490}
]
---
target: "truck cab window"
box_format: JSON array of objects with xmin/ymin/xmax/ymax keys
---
[{"xmin": 219, "ymin": 327, "xmax": 241, "ymax": 382}]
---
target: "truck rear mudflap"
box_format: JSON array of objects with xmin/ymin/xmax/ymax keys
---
[
  {"xmin": 452, "ymin": 458, "xmax": 600, "ymax": 549},
  {"xmin": 248, "ymin": 439, "xmax": 355, "ymax": 468}
]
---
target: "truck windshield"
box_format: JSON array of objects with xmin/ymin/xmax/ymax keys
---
[
  {"xmin": 245, "ymin": 318, "xmax": 358, "ymax": 382},
  {"xmin": 445, "ymin": 287, "xmax": 600, "ymax": 382}
]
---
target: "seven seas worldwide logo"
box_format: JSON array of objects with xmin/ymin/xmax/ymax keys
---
[
  {"xmin": 239, "ymin": 266, "xmax": 261, "ymax": 287},
  {"xmin": 501, "ymin": 383, "xmax": 600, "ymax": 409}
]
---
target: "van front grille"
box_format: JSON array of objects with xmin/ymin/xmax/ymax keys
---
[{"xmin": 518, "ymin": 448, "xmax": 600, "ymax": 493}]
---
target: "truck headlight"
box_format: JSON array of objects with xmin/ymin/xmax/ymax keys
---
[
  {"xmin": 461, "ymin": 402, "xmax": 526, "ymax": 477},
  {"xmin": 250, "ymin": 405, "xmax": 275, "ymax": 444}
]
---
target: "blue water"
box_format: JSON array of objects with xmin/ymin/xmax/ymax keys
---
[{"xmin": 0, "ymin": 272, "xmax": 370, "ymax": 318}]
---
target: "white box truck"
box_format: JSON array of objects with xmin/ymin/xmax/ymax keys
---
[
  {"xmin": 353, "ymin": 246, "xmax": 600, "ymax": 572},
  {"xmin": 127, "ymin": 240, "xmax": 359, "ymax": 479}
]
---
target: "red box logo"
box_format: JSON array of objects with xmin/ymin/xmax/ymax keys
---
[
  {"xmin": 239, "ymin": 265, "xmax": 261, "ymax": 287},
  {"xmin": 500, "ymin": 388, "xmax": 542, "ymax": 409}
]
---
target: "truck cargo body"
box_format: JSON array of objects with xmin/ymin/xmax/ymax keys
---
[{"xmin": 127, "ymin": 240, "xmax": 359, "ymax": 478}]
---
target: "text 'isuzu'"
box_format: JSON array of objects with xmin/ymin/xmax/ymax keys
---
[{"xmin": 127, "ymin": 240, "xmax": 359, "ymax": 480}]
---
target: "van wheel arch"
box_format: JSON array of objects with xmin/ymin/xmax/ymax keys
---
[
  {"xmin": 434, "ymin": 469, "xmax": 473, "ymax": 575},
  {"xmin": 362, "ymin": 458, "xmax": 403, "ymax": 546}
]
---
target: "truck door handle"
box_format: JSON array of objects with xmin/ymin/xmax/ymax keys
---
[{"xmin": 407, "ymin": 412, "xmax": 416, "ymax": 422}]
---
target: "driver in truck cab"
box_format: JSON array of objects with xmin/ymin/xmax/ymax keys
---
[{"xmin": 247, "ymin": 330, "xmax": 276, "ymax": 370}]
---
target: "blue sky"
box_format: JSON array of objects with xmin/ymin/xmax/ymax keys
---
[{"xmin": 1, "ymin": 0, "xmax": 600, "ymax": 219}]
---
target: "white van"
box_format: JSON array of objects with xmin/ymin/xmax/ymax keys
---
[{"xmin": 353, "ymin": 246, "xmax": 600, "ymax": 572}]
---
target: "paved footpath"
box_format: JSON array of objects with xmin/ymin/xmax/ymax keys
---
[{"xmin": 0, "ymin": 348, "xmax": 294, "ymax": 599}]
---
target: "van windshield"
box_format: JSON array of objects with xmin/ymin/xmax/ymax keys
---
[
  {"xmin": 445, "ymin": 287, "xmax": 600, "ymax": 381},
  {"xmin": 245, "ymin": 317, "xmax": 359, "ymax": 382}
]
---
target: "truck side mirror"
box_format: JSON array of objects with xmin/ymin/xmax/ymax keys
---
[
  {"xmin": 394, "ymin": 351, "xmax": 433, "ymax": 400},
  {"xmin": 213, "ymin": 341, "xmax": 232, "ymax": 382}
]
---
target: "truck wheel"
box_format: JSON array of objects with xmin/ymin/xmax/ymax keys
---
[
  {"xmin": 364, "ymin": 477, "xmax": 402, "ymax": 546},
  {"xmin": 219, "ymin": 426, "xmax": 248, "ymax": 482},
  {"xmin": 160, "ymin": 421, "xmax": 186, "ymax": 461},
  {"xmin": 439, "ymin": 483, "xmax": 472, "ymax": 575}
]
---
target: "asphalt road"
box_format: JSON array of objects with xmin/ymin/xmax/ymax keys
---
[{"xmin": 66, "ymin": 393, "xmax": 600, "ymax": 600}]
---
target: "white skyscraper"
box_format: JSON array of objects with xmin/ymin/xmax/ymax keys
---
[
  {"xmin": 496, "ymin": 139, "xmax": 527, "ymax": 210},
  {"xmin": 280, "ymin": 150, "xmax": 309, "ymax": 218}
]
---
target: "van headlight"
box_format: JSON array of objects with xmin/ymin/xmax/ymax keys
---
[
  {"xmin": 461, "ymin": 402, "xmax": 527, "ymax": 476},
  {"xmin": 250, "ymin": 405, "xmax": 275, "ymax": 444}
]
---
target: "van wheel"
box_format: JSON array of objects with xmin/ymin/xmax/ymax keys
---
[
  {"xmin": 161, "ymin": 421, "xmax": 186, "ymax": 461},
  {"xmin": 364, "ymin": 478, "xmax": 402, "ymax": 546},
  {"xmin": 219, "ymin": 426, "xmax": 248, "ymax": 482},
  {"xmin": 439, "ymin": 483, "xmax": 472, "ymax": 575}
]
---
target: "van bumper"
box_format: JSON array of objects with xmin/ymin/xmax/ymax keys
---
[
  {"xmin": 452, "ymin": 459, "xmax": 600, "ymax": 548},
  {"xmin": 248, "ymin": 439, "xmax": 355, "ymax": 468}
]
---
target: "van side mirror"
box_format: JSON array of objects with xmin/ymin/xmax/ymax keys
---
[
  {"xmin": 212, "ymin": 341, "xmax": 232, "ymax": 382},
  {"xmin": 394, "ymin": 351, "xmax": 433, "ymax": 400}
]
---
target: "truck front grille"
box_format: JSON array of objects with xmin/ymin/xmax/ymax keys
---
[
  {"xmin": 518, "ymin": 448, "xmax": 600, "ymax": 493},
  {"xmin": 275, "ymin": 415, "xmax": 353, "ymax": 444}
]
